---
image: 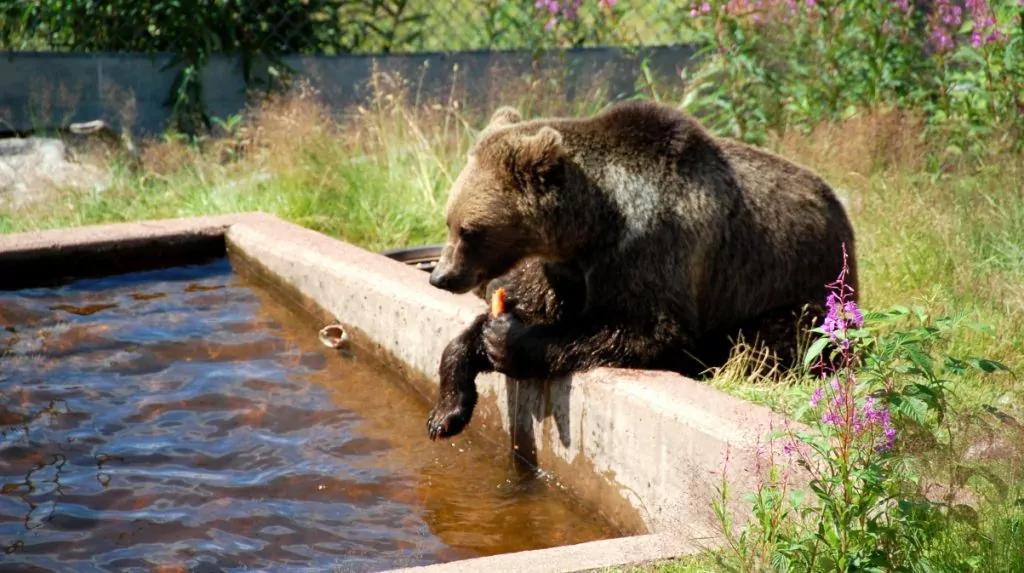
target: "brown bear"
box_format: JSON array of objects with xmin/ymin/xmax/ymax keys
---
[{"xmin": 424, "ymin": 100, "xmax": 857, "ymax": 440}]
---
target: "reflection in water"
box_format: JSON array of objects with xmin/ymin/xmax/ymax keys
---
[{"xmin": 0, "ymin": 260, "xmax": 619, "ymax": 572}]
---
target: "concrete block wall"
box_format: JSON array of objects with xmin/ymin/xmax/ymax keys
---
[{"xmin": 0, "ymin": 45, "xmax": 699, "ymax": 137}]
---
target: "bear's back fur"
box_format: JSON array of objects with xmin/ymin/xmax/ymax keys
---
[{"xmin": 471, "ymin": 100, "xmax": 856, "ymax": 338}]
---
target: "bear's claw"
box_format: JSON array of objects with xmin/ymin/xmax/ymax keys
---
[{"xmin": 427, "ymin": 401, "xmax": 472, "ymax": 441}]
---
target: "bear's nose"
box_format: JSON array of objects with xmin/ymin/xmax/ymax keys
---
[{"xmin": 428, "ymin": 268, "xmax": 451, "ymax": 290}]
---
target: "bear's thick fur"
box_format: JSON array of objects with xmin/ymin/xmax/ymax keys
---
[{"xmin": 424, "ymin": 100, "xmax": 857, "ymax": 440}]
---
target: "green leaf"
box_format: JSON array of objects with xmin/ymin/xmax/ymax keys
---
[
  {"xmin": 967, "ymin": 357, "xmax": 1011, "ymax": 373},
  {"xmin": 944, "ymin": 355, "xmax": 968, "ymax": 374},
  {"xmin": 803, "ymin": 336, "xmax": 831, "ymax": 367},
  {"xmin": 904, "ymin": 344, "xmax": 935, "ymax": 378},
  {"xmin": 890, "ymin": 394, "xmax": 929, "ymax": 424}
]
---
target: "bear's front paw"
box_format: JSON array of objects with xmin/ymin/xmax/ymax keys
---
[
  {"xmin": 482, "ymin": 313, "xmax": 513, "ymax": 372},
  {"xmin": 427, "ymin": 390, "xmax": 476, "ymax": 441},
  {"xmin": 483, "ymin": 313, "xmax": 536, "ymax": 379}
]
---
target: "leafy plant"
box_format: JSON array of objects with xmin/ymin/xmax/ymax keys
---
[
  {"xmin": 668, "ymin": 0, "xmax": 1024, "ymax": 160},
  {"xmin": 712, "ymin": 244, "xmax": 1016, "ymax": 572}
]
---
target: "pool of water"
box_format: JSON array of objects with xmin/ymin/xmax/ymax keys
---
[{"xmin": 0, "ymin": 260, "xmax": 619, "ymax": 572}]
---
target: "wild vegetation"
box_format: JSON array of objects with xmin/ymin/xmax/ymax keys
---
[
  {"xmin": 0, "ymin": 0, "xmax": 674, "ymax": 131},
  {"xmin": 2, "ymin": 1, "xmax": 1023, "ymax": 572}
]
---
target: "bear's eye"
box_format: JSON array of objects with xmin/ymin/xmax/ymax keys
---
[{"xmin": 458, "ymin": 226, "xmax": 485, "ymax": 244}]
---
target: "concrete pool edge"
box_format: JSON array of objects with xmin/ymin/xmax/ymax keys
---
[
  {"xmin": 0, "ymin": 212, "xmax": 803, "ymax": 572},
  {"xmin": 0, "ymin": 214, "xmax": 237, "ymax": 289},
  {"xmin": 387, "ymin": 532, "xmax": 705, "ymax": 573}
]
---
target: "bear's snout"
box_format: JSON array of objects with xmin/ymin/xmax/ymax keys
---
[
  {"xmin": 428, "ymin": 266, "xmax": 454, "ymax": 290},
  {"xmin": 428, "ymin": 260, "xmax": 482, "ymax": 294}
]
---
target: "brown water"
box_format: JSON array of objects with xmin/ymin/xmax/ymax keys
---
[{"xmin": 0, "ymin": 260, "xmax": 619, "ymax": 572}]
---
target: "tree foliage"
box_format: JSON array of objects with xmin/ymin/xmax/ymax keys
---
[{"xmin": 0, "ymin": 0, "xmax": 431, "ymax": 132}]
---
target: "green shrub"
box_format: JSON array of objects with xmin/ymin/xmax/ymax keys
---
[{"xmin": 670, "ymin": 0, "xmax": 1023, "ymax": 163}]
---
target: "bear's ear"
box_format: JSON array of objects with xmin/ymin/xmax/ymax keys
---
[
  {"xmin": 486, "ymin": 106, "xmax": 522, "ymax": 130},
  {"xmin": 516, "ymin": 126, "xmax": 564, "ymax": 176}
]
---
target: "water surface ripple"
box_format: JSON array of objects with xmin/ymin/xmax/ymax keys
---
[{"xmin": 0, "ymin": 260, "xmax": 618, "ymax": 572}]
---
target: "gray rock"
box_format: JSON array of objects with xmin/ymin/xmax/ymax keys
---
[{"xmin": 0, "ymin": 135, "xmax": 112, "ymax": 208}]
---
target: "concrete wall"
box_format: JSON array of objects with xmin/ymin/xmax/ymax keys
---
[{"xmin": 0, "ymin": 45, "xmax": 699, "ymax": 137}]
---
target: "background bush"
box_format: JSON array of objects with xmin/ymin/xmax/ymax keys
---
[{"xmin": 674, "ymin": 0, "xmax": 1024, "ymax": 163}]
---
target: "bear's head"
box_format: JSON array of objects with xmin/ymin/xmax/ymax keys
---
[{"xmin": 428, "ymin": 107, "xmax": 568, "ymax": 294}]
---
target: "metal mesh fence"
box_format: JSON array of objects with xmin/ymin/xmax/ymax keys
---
[{"xmin": 0, "ymin": 1, "xmax": 700, "ymax": 56}]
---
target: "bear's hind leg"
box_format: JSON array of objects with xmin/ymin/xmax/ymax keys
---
[{"xmin": 716, "ymin": 302, "xmax": 828, "ymax": 379}]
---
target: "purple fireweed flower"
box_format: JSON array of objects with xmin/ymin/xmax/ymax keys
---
[
  {"xmin": 813, "ymin": 386, "xmax": 898, "ymax": 451},
  {"xmin": 536, "ymin": 0, "xmax": 559, "ymax": 14},
  {"xmin": 562, "ymin": 0, "xmax": 582, "ymax": 20},
  {"xmin": 927, "ymin": 0, "xmax": 1006, "ymax": 52},
  {"xmin": 985, "ymin": 30, "xmax": 1007, "ymax": 44},
  {"xmin": 599, "ymin": 0, "xmax": 616, "ymax": 8},
  {"xmin": 810, "ymin": 386, "xmax": 823, "ymax": 408},
  {"xmin": 823, "ymin": 296, "xmax": 849, "ymax": 342},
  {"xmin": 844, "ymin": 301, "xmax": 864, "ymax": 328},
  {"xmin": 537, "ymin": 0, "xmax": 583, "ymax": 23},
  {"xmin": 856, "ymin": 395, "xmax": 898, "ymax": 450},
  {"xmin": 821, "ymin": 247, "xmax": 861, "ymax": 346},
  {"xmin": 881, "ymin": 425, "xmax": 897, "ymax": 449},
  {"xmin": 808, "ymin": 243, "xmax": 898, "ymax": 454},
  {"xmin": 930, "ymin": 0, "xmax": 963, "ymax": 53},
  {"xmin": 965, "ymin": 0, "xmax": 1007, "ymax": 46}
]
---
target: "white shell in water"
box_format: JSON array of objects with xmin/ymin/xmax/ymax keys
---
[{"xmin": 318, "ymin": 324, "xmax": 349, "ymax": 349}]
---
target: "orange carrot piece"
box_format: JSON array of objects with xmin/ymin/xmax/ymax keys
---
[{"xmin": 491, "ymin": 287, "xmax": 506, "ymax": 317}]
